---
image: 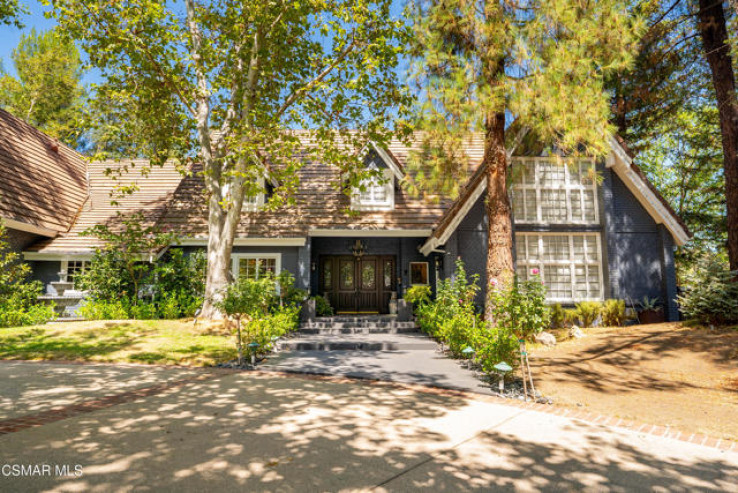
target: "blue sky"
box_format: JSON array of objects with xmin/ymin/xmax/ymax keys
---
[
  {"xmin": 0, "ymin": 1, "xmax": 407, "ymax": 87},
  {"xmin": 0, "ymin": 1, "xmax": 104, "ymax": 84}
]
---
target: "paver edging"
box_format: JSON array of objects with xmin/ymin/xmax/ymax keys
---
[{"xmin": 0, "ymin": 360, "xmax": 734, "ymax": 453}]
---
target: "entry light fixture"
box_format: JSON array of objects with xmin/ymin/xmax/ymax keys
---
[{"xmin": 351, "ymin": 239, "xmax": 366, "ymax": 258}]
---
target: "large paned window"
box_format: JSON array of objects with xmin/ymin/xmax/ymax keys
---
[
  {"xmin": 232, "ymin": 254, "xmax": 281, "ymax": 280},
  {"xmin": 352, "ymin": 162, "xmax": 394, "ymax": 211},
  {"xmin": 511, "ymin": 158, "xmax": 599, "ymax": 224},
  {"xmin": 515, "ymin": 233, "xmax": 603, "ymax": 302}
]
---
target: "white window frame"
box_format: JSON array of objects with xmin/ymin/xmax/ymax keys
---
[
  {"xmin": 511, "ymin": 157, "xmax": 599, "ymax": 226},
  {"xmin": 231, "ymin": 253, "xmax": 282, "ymax": 280},
  {"xmin": 409, "ymin": 262, "xmax": 430, "ymax": 285},
  {"xmin": 61, "ymin": 259, "xmax": 89, "ymax": 284},
  {"xmin": 243, "ymin": 178, "xmax": 266, "ymax": 212},
  {"xmin": 515, "ymin": 232, "xmax": 604, "ymax": 303},
  {"xmin": 352, "ymin": 161, "xmax": 395, "ymax": 211}
]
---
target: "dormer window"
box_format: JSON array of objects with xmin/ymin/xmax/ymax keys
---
[
  {"xmin": 243, "ymin": 178, "xmax": 266, "ymax": 211},
  {"xmin": 352, "ymin": 162, "xmax": 395, "ymax": 211}
]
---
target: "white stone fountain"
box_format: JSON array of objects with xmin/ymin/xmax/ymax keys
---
[{"xmin": 37, "ymin": 271, "xmax": 86, "ymax": 321}]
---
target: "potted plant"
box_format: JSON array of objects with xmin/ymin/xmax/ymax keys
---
[{"xmin": 638, "ymin": 296, "xmax": 664, "ymax": 324}]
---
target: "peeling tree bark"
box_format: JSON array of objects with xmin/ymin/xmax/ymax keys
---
[{"xmin": 697, "ymin": 0, "xmax": 738, "ymax": 272}]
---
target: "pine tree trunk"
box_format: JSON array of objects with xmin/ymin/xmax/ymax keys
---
[
  {"xmin": 483, "ymin": 109, "xmax": 514, "ymax": 320},
  {"xmin": 698, "ymin": 0, "xmax": 738, "ymax": 272}
]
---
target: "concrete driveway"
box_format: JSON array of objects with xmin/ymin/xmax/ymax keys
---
[{"xmin": 0, "ymin": 361, "xmax": 736, "ymax": 492}]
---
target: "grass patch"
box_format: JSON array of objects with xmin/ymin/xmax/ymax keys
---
[{"xmin": 0, "ymin": 320, "xmax": 236, "ymax": 366}]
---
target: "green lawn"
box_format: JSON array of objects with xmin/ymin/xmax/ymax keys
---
[{"xmin": 0, "ymin": 320, "xmax": 237, "ymax": 366}]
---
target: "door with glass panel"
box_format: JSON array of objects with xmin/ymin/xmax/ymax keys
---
[{"xmin": 320, "ymin": 255, "xmax": 396, "ymax": 314}]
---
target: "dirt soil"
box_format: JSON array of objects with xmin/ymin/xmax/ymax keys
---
[{"xmin": 530, "ymin": 323, "xmax": 738, "ymax": 441}]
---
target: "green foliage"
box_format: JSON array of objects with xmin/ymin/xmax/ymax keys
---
[
  {"xmin": 76, "ymin": 218, "xmax": 204, "ymax": 319},
  {"xmin": 78, "ymin": 299, "xmax": 131, "ymax": 320},
  {"xmin": 78, "ymin": 213, "xmax": 175, "ymax": 303},
  {"xmin": 678, "ymin": 255, "xmax": 738, "ymax": 325},
  {"xmin": 550, "ymin": 303, "xmax": 566, "ymax": 329},
  {"xmin": 0, "ymin": 0, "xmax": 25, "ymax": 27},
  {"xmin": 217, "ymin": 275, "xmax": 277, "ymax": 321},
  {"xmin": 573, "ymin": 301, "xmax": 603, "ymax": 328},
  {"xmin": 0, "ymin": 222, "xmax": 55, "ymax": 328},
  {"xmin": 247, "ymin": 305, "xmax": 301, "ymax": 353},
  {"xmin": 474, "ymin": 325, "xmax": 519, "ymax": 375},
  {"xmin": 0, "ymin": 27, "xmax": 87, "ymax": 148},
  {"xmin": 416, "ymin": 259, "xmax": 480, "ymax": 342},
  {"xmin": 638, "ymin": 297, "xmax": 661, "ymax": 312},
  {"xmin": 415, "ymin": 258, "xmax": 519, "ymax": 372},
  {"xmin": 407, "ymin": 0, "xmax": 643, "ymax": 198},
  {"xmin": 404, "ymin": 285, "xmax": 431, "ymax": 307},
  {"xmin": 276, "ymin": 270, "xmax": 308, "ymax": 307},
  {"xmin": 564, "ymin": 309, "xmax": 579, "ymax": 326},
  {"xmin": 488, "ymin": 274, "xmax": 551, "ymax": 341},
  {"xmin": 601, "ymin": 299, "xmax": 626, "ymax": 327},
  {"xmin": 313, "ymin": 295, "xmax": 334, "ymax": 317},
  {"xmin": 152, "ymin": 249, "xmax": 206, "ymax": 300}
]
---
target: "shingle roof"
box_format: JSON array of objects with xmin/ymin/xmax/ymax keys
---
[
  {"xmin": 0, "ymin": 108, "xmax": 88, "ymax": 233},
  {"xmin": 27, "ymin": 160, "xmax": 183, "ymax": 253}
]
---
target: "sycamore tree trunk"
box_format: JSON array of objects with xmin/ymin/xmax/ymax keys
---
[
  {"xmin": 483, "ymin": 106, "xmax": 514, "ymax": 320},
  {"xmin": 698, "ymin": 0, "xmax": 738, "ymax": 272}
]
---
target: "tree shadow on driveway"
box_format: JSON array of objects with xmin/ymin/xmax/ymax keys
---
[{"xmin": 1, "ymin": 372, "xmax": 736, "ymax": 492}]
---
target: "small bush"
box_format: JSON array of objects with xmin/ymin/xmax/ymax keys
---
[
  {"xmin": 678, "ymin": 255, "xmax": 738, "ymax": 325},
  {"xmin": 474, "ymin": 324, "xmax": 518, "ymax": 374},
  {"xmin": 564, "ymin": 308, "xmax": 578, "ymax": 326},
  {"xmin": 550, "ymin": 303, "xmax": 566, "ymax": 329},
  {"xmin": 573, "ymin": 301, "xmax": 602, "ymax": 327},
  {"xmin": 313, "ymin": 295, "xmax": 334, "ymax": 317},
  {"xmin": 489, "ymin": 273, "xmax": 550, "ymax": 342},
  {"xmin": 601, "ymin": 299, "xmax": 626, "ymax": 327},
  {"xmin": 78, "ymin": 299, "xmax": 130, "ymax": 320},
  {"xmin": 404, "ymin": 285, "xmax": 432, "ymax": 307}
]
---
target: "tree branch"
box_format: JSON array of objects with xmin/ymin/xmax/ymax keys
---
[{"xmin": 275, "ymin": 37, "xmax": 358, "ymax": 119}]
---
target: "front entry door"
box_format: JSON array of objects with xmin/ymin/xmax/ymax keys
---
[{"xmin": 320, "ymin": 255, "xmax": 395, "ymax": 314}]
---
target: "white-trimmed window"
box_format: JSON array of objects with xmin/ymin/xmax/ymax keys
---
[
  {"xmin": 511, "ymin": 158, "xmax": 599, "ymax": 225},
  {"xmin": 243, "ymin": 181, "xmax": 266, "ymax": 211},
  {"xmin": 515, "ymin": 233, "xmax": 603, "ymax": 302},
  {"xmin": 232, "ymin": 254, "xmax": 281, "ymax": 280},
  {"xmin": 61, "ymin": 259, "xmax": 89, "ymax": 286},
  {"xmin": 352, "ymin": 161, "xmax": 395, "ymax": 211}
]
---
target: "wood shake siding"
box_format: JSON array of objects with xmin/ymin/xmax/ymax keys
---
[{"xmin": 0, "ymin": 108, "xmax": 87, "ymax": 233}]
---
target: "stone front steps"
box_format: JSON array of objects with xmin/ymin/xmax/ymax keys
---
[
  {"xmin": 281, "ymin": 315, "xmax": 431, "ymax": 351},
  {"xmin": 279, "ymin": 333, "xmax": 435, "ymax": 351}
]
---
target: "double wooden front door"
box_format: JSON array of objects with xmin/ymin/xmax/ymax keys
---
[{"xmin": 320, "ymin": 255, "xmax": 396, "ymax": 313}]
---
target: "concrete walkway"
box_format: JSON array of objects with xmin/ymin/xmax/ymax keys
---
[
  {"xmin": 261, "ymin": 333, "xmax": 494, "ymax": 394},
  {"xmin": 0, "ymin": 362, "xmax": 736, "ymax": 492}
]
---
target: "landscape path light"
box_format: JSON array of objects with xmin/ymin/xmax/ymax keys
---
[
  {"xmin": 493, "ymin": 361, "xmax": 513, "ymax": 394},
  {"xmin": 248, "ymin": 342, "xmax": 260, "ymax": 366},
  {"xmin": 462, "ymin": 346, "xmax": 475, "ymax": 368}
]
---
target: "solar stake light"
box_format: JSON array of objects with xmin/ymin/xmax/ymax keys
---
[
  {"xmin": 248, "ymin": 342, "xmax": 260, "ymax": 366},
  {"xmin": 493, "ymin": 361, "xmax": 513, "ymax": 394}
]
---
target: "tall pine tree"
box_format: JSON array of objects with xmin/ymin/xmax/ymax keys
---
[
  {"xmin": 408, "ymin": 0, "xmax": 642, "ymax": 317},
  {"xmin": 0, "ymin": 28, "xmax": 86, "ymax": 148},
  {"xmin": 695, "ymin": 0, "xmax": 738, "ymax": 272}
]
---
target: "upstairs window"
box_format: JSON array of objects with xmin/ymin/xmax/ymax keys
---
[
  {"xmin": 243, "ymin": 178, "xmax": 266, "ymax": 211},
  {"xmin": 511, "ymin": 158, "xmax": 599, "ymax": 225},
  {"xmin": 352, "ymin": 162, "xmax": 394, "ymax": 211}
]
